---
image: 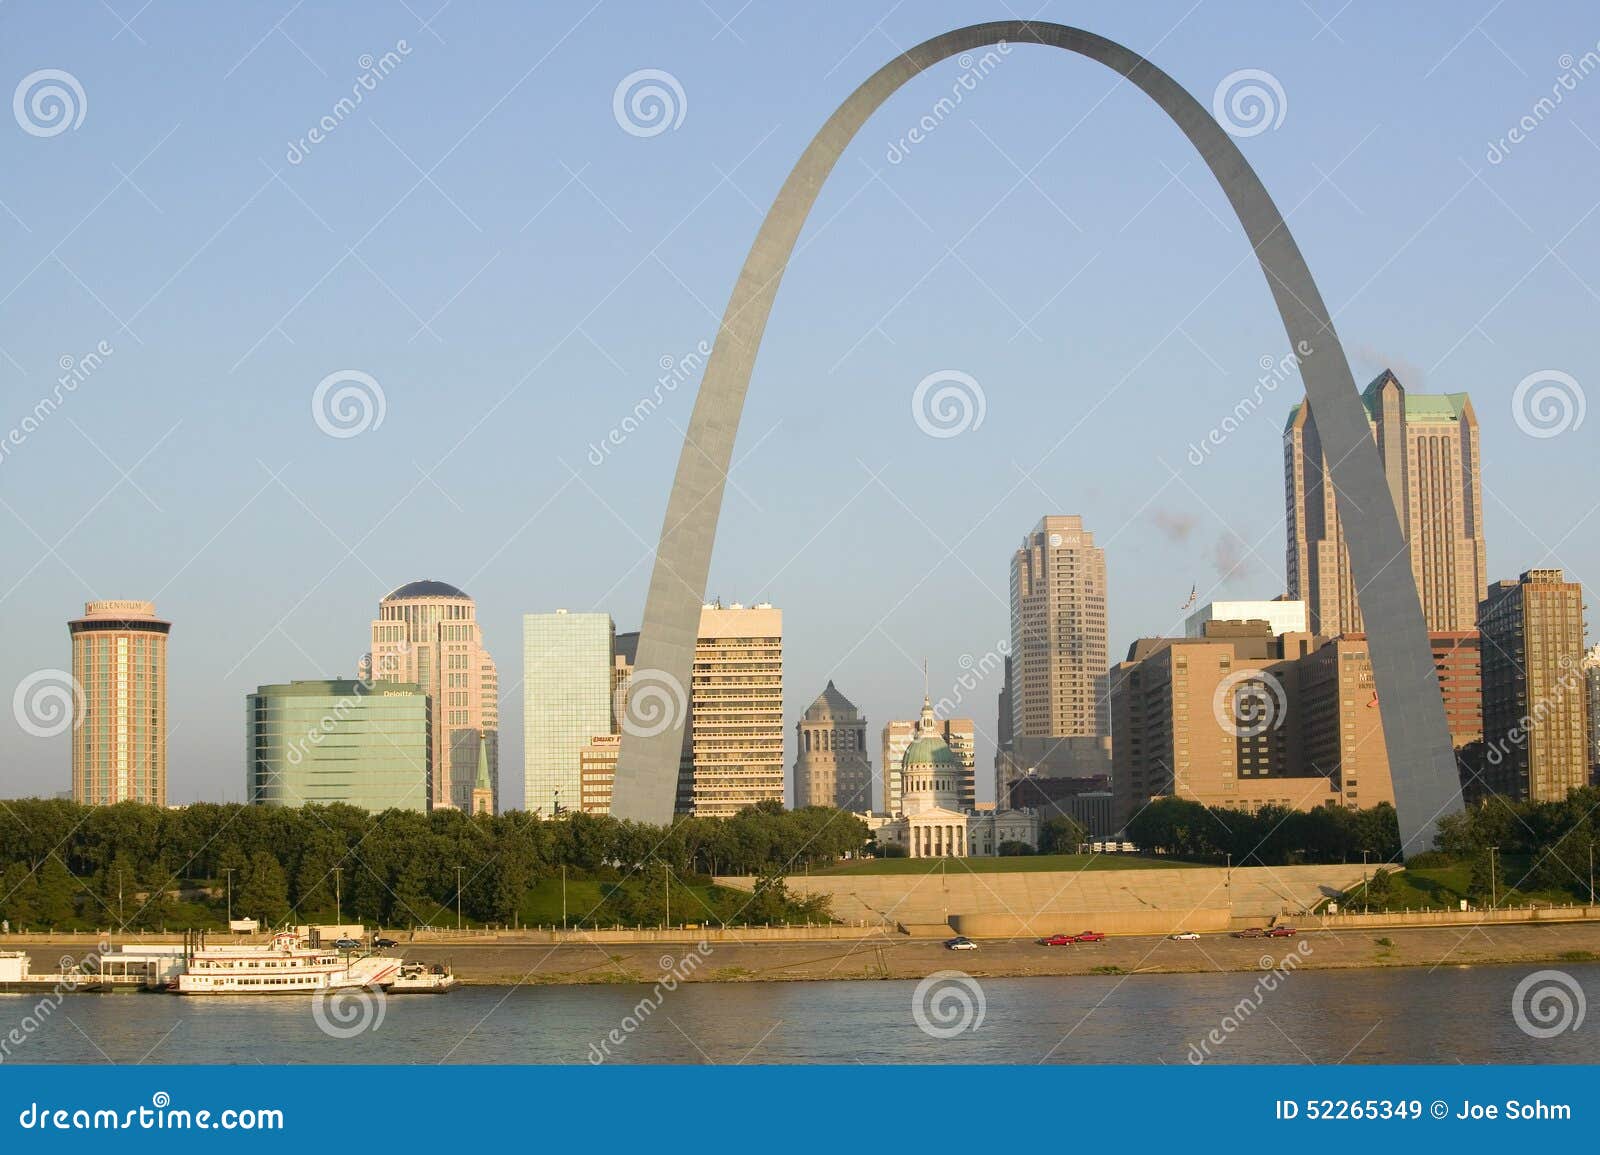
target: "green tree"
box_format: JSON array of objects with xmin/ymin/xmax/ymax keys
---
[
  {"xmin": 237, "ymin": 851, "xmax": 290, "ymax": 926},
  {"xmin": 1038, "ymin": 815, "xmax": 1086, "ymax": 855}
]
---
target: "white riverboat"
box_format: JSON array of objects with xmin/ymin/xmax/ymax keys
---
[{"xmin": 172, "ymin": 931, "xmax": 401, "ymax": 995}]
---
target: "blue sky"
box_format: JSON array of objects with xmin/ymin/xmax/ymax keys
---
[{"xmin": 2, "ymin": 1, "xmax": 1596, "ymax": 807}]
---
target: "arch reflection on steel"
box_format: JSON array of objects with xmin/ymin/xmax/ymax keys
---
[{"xmin": 612, "ymin": 21, "xmax": 1462, "ymax": 855}]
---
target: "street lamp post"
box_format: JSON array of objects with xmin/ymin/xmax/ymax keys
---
[
  {"xmin": 1362, "ymin": 849, "xmax": 1370, "ymax": 914},
  {"xmin": 333, "ymin": 867, "xmax": 342, "ymax": 926},
  {"xmin": 663, "ymin": 862, "xmax": 670, "ymax": 930},
  {"xmin": 456, "ymin": 865, "xmax": 463, "ymax": 932},
  {"xmin": 224, "ymin": 867, "xmax": 234, "ymax": 924},
  {"xmin": 1489, "ymin": 845, "xmax": 1499, "ymax": 910}
]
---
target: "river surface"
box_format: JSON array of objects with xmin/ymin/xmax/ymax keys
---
[{"xmin": 5, "ymin": 965, "xmax": 1599, "ymax": 1064}]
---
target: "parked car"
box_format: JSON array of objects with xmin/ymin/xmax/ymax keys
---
[
  {"xmin": 1170, "ymin": 931, "xmax": 1201, "ymax": 941},
  {"xmin": 333, "ymin": 937, "xmax": 363, "ymax": 950},
  {"xmin": 1072, "ymin": 931, "xmax": 1106, "ymax": 943},
  {"xmin": 1041, "ymin": 934, "xmax": 1076, "ymax": 947},
  {"xmin": 945, "ymin": 936, "xmax": 978, "ymax": 951},
  {"xmin": 373, "ymin": 937, "xmax": 400, "ymax": 949},
  {"xmin": 1267, "ymin": 926, "xmax": 1297, "ymax": 937},
  {"xmin": 1232, "ymin": 927, "xmax": 1266, "ymax": 938}
]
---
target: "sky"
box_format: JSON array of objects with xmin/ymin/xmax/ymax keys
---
[{"xmin": 2, "ymin": 0, "xmax": 1596, "ymax": 808}]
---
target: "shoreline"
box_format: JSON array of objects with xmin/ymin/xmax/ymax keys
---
[{"xmin": 21, "ymin": 920, "xmax": 1599, "ymax": 989}]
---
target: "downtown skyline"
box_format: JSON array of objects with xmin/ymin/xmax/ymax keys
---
[{"xmin": 3, "ymin": 2, "xmax": 1597, "ymax": 808}]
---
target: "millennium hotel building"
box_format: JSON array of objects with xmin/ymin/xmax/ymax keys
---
[{"xmin": 69, "ymin": 600, "xmax": 170, "ymax": 807}]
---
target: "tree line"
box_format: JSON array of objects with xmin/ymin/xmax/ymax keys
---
[
  {"xmin": 0, "ymin": 798, "xmax": 867, "ymax": 932},
  {"xmin": 1126, "ymin": 797, "xmax": 1403, "ymax": 864}
]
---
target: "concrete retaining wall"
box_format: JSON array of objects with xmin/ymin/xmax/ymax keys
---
[
  {"xmin": 952, "ymin": 908, "xmax": 1232, "ymax": 938},
  {"xmin": 1318, "ymin": 905, "xmax": 1600, "ymax": 930}
]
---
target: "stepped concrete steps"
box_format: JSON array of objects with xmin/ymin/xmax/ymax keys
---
[{"xmin": 717, "ymin": 864, "xmax": 1371, "ymax": 927}]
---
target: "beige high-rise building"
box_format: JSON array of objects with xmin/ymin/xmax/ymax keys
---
[
  {"xmin": 1286, "ymin": 370, "xmax": 1486, "ymax": 636},
  {"xmin": 579, "ymin": 732, "xmax": 619, "ymax": 815},
  {"xmin": 70, "ymin": 600, "xmax": 170, "ymax": 807},
  {"xmin": 365, "ymin": 580, "xmax": 499, "ymax": 813},
  {"xmin": 1009, "ymin": 515, "xmax": 1110, "ymax": 756},
  {"xmin": 1108, "ymin": 621, "xmax": 1398, "ymax": 825},
  {"xmin": 882, "ymin": 712, "xmax": 974, "ymax": 814},
  {"xmin": 1479, "ymin": 569, "xmax": 1588, "ymax": 802},
  {"xmin": 794, "ymin": 682, "xmax": 872, "ymax": 810},
  {"xmin": 676, "ymin": 602, "xmax": 784, "ymax": 818}
]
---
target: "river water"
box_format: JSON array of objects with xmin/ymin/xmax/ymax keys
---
[{"xmin": 5, "ymin": 965, "xmax": 1599, "ymax": 1064}]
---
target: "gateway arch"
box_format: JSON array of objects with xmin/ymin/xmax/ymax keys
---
[{"xmin": 611, "ymin": 20, "xmax": 1463, "ymax": 854}]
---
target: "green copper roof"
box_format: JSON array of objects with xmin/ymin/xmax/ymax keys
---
[
  {"xmin": 903, "ymin": 734, "xmax": 958, "ymax": 768},
  {"xmin": 1285, "ymin": 370, "xmax": 1470, "ymax": 430},
  {"xmin": 475, "ymin": 736, "xmax": 491, "ymax": 789}
]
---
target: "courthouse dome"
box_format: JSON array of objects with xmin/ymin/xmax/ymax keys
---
[{"xmin": 383, "ymin": 579, "xmax": 471, "ymax": 601}]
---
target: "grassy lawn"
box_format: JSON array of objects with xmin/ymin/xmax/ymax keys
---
[
  {"xmin": 514, "ymin": 877, "xmax": 740, "ymax": 928},
  {"xmin": 806, "ymin": 853, "xmax": 1196, "ymax": 877},
  {"xmin": 1343, "ymin": 856, "xmax": 1578, "ymax": 911}
]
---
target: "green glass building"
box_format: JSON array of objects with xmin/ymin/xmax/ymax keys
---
[
  {"xmin": 246, "ymin": 679, "xmax": 431, "ymax": 813},
  {"xmin": 523, "ymin": 611, "xmax": 614, "ymax": 818}
]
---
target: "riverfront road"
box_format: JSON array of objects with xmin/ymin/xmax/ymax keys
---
[{"xmin": 18, "ymin": 921, "xmax": 1600, "ymax": 985}]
